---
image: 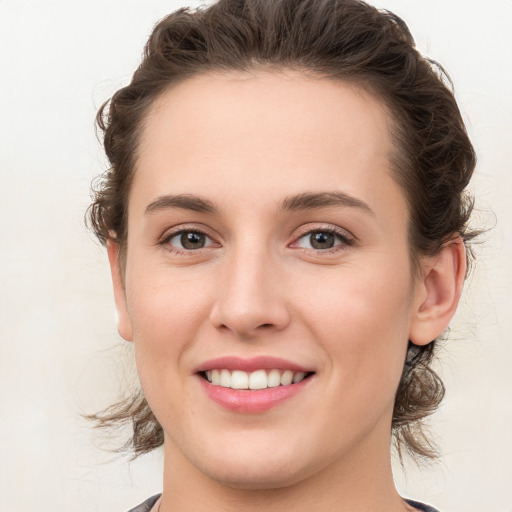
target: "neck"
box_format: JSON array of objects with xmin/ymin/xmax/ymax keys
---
[{"xmin": 159, "ymin": 424, "xmax": 410, "ymax": 512}]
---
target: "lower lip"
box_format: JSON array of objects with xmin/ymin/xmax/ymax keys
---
[{"xmin": 198, "ymin": 375, "xmax": 312, "ymax": 413}]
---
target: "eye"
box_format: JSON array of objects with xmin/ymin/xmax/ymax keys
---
[
  {"xmin": 293, "ymin": 228, "xmax": 352, "ymax": 252},
  {"xmin": 164, "ymin": 230, "xmax": 217, "ymax": 251}
]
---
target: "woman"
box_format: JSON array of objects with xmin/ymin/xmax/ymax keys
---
[{"xmin": 88, "ymin": 0, "xmax": 477, "ymax": 510}]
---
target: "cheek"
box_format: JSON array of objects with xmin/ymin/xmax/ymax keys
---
[
  {"xmin": 125, "ymin": 273, "xmax": 217, "ymax": 438},
  {"xmin": 125, "ymin": 266, "xmax": 212, "ymax": 383},
  {"xmin": 295, "ymin": 262, "xmax": 412, "ymax": 387}
]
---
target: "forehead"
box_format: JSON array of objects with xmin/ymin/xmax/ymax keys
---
[{"xmin": 132, "ymin": 70, "xmax": 405, "ymax": 223}]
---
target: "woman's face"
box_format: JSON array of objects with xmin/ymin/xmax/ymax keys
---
[{"xmin": 113, "ymin": 71, "xmax": 427, "ymax": 488}]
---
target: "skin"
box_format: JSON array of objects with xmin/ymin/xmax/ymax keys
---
[{"xmin": 108, "ymin": 70, "xmax": 466, "ymax": 511}]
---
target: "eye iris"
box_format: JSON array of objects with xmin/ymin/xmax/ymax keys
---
[
  {"xmin": 181, "ymin": 232, "xmax": 205, "ymax": 249},
  {"xmin": 310, "ymin": 231, "xmax": 335, "ymax": 249}
]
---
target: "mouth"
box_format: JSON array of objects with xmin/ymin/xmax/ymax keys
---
[
  {"xmin": 199, "ymin": 368, "xmax": 314, "ymax": 390},
  {"xmin": 195, "ymin": 356, "xmax": 315, "ymax": 412}
]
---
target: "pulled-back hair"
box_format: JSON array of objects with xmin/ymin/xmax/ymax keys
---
[{"xmin": 88, "ymin": 0, "xmax": 477, "ymax": 461}]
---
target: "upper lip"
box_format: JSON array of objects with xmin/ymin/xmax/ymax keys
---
[{"xmin": 194, "ymin": 356, "xmax": 314, "ymax": 374}]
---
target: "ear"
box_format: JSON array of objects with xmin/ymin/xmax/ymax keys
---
[
  {"xmin": 409, "ymin": 237, "xmax": 466, "ymax": 346},
  {"xmin": 107, "ymin": 240, "xmax": 133, "ymax": 342}
]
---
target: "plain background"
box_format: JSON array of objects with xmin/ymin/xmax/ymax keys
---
[{"xmin": 0, "ymin": 1, "xmax": 511, "ymax": 511}]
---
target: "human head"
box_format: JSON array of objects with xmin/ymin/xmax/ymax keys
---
[{"xmin": 88, "ymin": 0, "xmax": 476, "ymax": 460}]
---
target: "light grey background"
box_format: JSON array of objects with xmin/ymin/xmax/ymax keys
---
[{"xmin": 0, "ymin": 1, "xmax": 511, "ymax": 511}]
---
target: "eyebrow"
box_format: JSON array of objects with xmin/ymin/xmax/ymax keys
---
[
  {"xmin": 144, "ymin": 191, "xmax": 374, "ymax": 216},
  {"xmin": 145, "ymin": 194, "xmax": 217, "ymax": 215},
  {"xmin": 279, "ymin": 191, "xmax": 374, "ymax": 216}
]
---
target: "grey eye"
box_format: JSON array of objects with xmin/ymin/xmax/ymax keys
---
[
  {"xmin": 168, "ymin": 231, "xmax": 212, "ymax": 250},
  {"xmin": 181, "ymin": 232, "xmax": 205, "ymax": 249},
  {"xmin": 309, "ymin": 231, "xmax": 336, "ymax": 249},
  {"xmin": 296, "ymin": 230, "xmax": 345, "ymax": 251}
]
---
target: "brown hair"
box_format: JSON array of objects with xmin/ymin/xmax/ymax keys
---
[{"xmin": 87, "ymin": 0, "xmax": 478, "ymax": 461}]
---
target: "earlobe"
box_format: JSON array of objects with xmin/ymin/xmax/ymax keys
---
[
  {"xmin": 107, "ymin": 240, "xmax": 133, "ymax": 342},
  {"xmin": 409, "ymin": 237, "xmax": 466, "ymax": 346}
]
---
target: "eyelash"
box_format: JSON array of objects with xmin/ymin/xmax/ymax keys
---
[
  {"xmin": 159, "ymin": 226, "xmax": 219, "ymax": 255},
  {"xmin": 290, "ymin": 225, "xmax": 355, "ymax": 254},
  {"xmin": 159, "ymin": 225, "xmax": 355, "ymax": 256}
]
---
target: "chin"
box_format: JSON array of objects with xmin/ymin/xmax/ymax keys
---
[
  {"xmin": 202, "ymin": 460, "xmax": 308, "ymax": 490},
  {"xmin": 184, "ymin": 434, "xmax": 316, "ymax": 490}
]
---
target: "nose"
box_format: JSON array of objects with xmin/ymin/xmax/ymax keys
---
[{"xmin": 209, "ymin": 246, "xmax": 290, "ymax": 339}]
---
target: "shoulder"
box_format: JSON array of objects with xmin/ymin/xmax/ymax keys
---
[
  {"xmin": 126, "ymin": 494, "xmax": 162, "ymax": 512},
  {"xmin": 124, "ymin": 494, "xmax": 438, "ymax": 512},
  {"xmin": 405, "ymin": 498, "xmax": 441, "ymax": 512}
]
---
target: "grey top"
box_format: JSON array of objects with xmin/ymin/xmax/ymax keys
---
[
  {"xmin": 127, "ymin": 494, "xmax": 160, "ymax": 512},
  {"xmin": 406, "ymin": 498, "xmax": 441, "ymax": 511},
  {"xmin": 126, "ymin": 494, "xmax": 440, "ymax": 512}
]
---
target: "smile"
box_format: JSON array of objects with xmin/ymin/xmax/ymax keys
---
[
  {"xmin": 196, "ymin": 356, "xmax": 315, "ymax": 412},
  {"xmin": 202, "ymin": 369, "xmax": 311, "ymax": 390}
]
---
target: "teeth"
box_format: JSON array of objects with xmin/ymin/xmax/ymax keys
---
[
  {"xmin": 204, "ymin": 369, "xmax": 309, "ymax": 389},
  {"xmin": 267, "ymin": 369, "xmax": 281, "ymax": 388},
  {"xmin": 280, "ymin": 370, "xmax": 293, "ymax": 386},
  {"xmin": 231, "ymin": 370, "xmax": 249, "ymax": 389},
  {"xmin": 249, "ymin": 369, "xmax": 267, "ymax": 389},
  {"xmin": 292, "ymin": 371, "xmax": 306, "ymax": 384},
  {"xmin": 220, "ymin": 369, "xmax": 231, "ymax": 388}
]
